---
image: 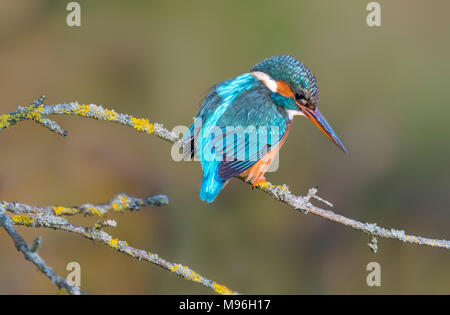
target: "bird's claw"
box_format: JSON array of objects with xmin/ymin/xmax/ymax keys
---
[{"xmin": 252, "ymin": 177, "xmax": 267, "ymax": 189}]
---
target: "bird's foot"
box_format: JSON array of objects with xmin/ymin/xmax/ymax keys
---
[{"xmin": 252, "ymin": 177, "xmax": 267, "ymax": 189}]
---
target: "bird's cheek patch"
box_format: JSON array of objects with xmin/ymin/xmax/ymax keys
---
[
  {"xmin": 276, "ymin": 80, "xmax": 294, "ymax": 98},
  {"xmin": 251, "ymin": 72, "xmax": 294, "ymax": 98}
]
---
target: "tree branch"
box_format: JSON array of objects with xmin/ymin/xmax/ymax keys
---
[
  {"xmin": 255, "ymin": 186, "xmax": 450, "ymax": 251},
  {"xmin": 0, "ymin": 95, "xmax": 178, "ymax": 143},
  {"xmin": 2, "ymin": 196, "xmax": 237, "ymax": 295},
  {"xmin": 3, "ymin": 193, "xmax": 168, "ymax": 217},
  {"xmin": 0, "ymin": 204, "xmax": 82, "ymax": 295}
]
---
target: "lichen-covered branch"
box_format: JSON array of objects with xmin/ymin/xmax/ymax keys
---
[
  {"xmin": 0, "ymin": 95, "xmax": 178, "ymax": 143},
  {"xmin": 1, "ymin": 95, "xmax": 449, "ymax": 253},
  {"xmin": 2, "ymin": 193, "xmax": 168, "ymax": 217},
  {"xmin": 0, "ymin": 204, "xmax": 82, "ymax": 295},
  {"xmin": 1, "ymin": 194, "xmax": 237, "ymax": 295},
  {"xmin": 254, "ymin": 186, "xmax": 450, "ymax": 251}
]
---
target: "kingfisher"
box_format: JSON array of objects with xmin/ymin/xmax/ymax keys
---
[{"xmin": 183, "ymin": 55, "xmax": 347, "ymax": 203}]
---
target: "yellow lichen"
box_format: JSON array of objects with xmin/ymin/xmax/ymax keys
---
[
  {"xmin": 53, "ymin": 206, "xmax": 78, "ymax": 216},
  {"xmin": 103, "ymin": 109, "xmax": 118, "ymax": 121},
  {"xmin": 109, "ymin": 238, "xmax": 119, "ymax": 249},
  {"xmin": 213, "ymin": 282, "xmax": 234, "ymax": 295},
  {"xmin": 74, "ymin": 105, "xmax": 91, "ymax": 117},
  {"xmin": 10, "ymin": 215, "xmax": 33, "ymax": 226},
  {"xmin": 112, "ymin": 194, "xmax": 130, "ymax": 212},
  {"xmin": 26, "ymin": 106, "xmax": 44, "ymax": 122},
  {"xmin": 188, "ymin": 270, "xmax": 202, "ymax": 283},
  {"xmin": 255, "ymin": 180, "xmax": 269, "ymax": 188},
  {"xmin": 111, "ymin": 202, "xmax": 121, "ymax": 211},
  {"xmin": 170, "ymin": 264, "xmax": 202, "ymax": 283},
  {"xmin": 57, "ymin": 288, "xmax": 69, "ymax": 295},
  {"xmin": 0, "ymin": 114, "xmax": 11, "ymax": 128},
  {"xmin": 131, "ymin": 117, "xmax": 154, "ymax": 134},
  {"xmin": 87, "ymin": 206, "xmax": 104, "ymax": 216}
]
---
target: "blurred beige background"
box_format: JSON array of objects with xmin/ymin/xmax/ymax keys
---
[{"xmin": 1, "ymin": 0, "xmax": 449, "ymax": 294}]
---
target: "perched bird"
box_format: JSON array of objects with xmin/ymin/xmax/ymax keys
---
[{"xmin": 184, "ymin": 55, "xmax": 347, "ymax": 202}]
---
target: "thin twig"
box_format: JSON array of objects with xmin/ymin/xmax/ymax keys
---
[
  {"xmin": 2, "ymin": 193, "xmax": 168, "ymax": 217},
  {"xmin": 254, "ymin": 186, "xmax": 450, "ymax": 250}
]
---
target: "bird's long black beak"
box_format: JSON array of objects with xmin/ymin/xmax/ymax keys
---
[{"xmin": 301, "ymin": 106, "xmax": 348, "ymax": 154}]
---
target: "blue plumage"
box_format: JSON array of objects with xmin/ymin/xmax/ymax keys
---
[
  {"xmin": 184, "ymin": 55, "xmax": 346, "ymax": 203},
  {"xmin": 184, "ymin": 74, "xmax": 288, "ymax": 202}
]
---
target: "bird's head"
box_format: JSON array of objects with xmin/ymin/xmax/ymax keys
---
[{"xmin": 251, "ymin": 55, "xmax": 347, "ymax": 153}]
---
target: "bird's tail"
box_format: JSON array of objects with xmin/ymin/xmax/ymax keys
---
[{"xmin": 200, "ymin": 163, "xmax": 226, "ymax": 203}]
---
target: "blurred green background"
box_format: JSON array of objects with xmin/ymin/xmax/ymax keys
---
[{"xmin": 1, "ymin": 0, "xmax": 449, "ymax": 294}]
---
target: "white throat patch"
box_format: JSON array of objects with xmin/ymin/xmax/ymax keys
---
[{"xmin": 287, "ymin": 109, "xmax": 305, "ymax": 120}]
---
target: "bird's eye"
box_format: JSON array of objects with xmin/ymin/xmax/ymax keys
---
[
  {"xmin": 295, "ymin": 92, "xmax": 305, "ymax": 102},
  {"xmin": 295, "ymin": 92, "xmax": 308, "ymax": 106}
]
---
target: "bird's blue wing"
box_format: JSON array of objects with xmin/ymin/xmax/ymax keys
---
[
  {"xmin": 215, "ymin": 82, "xmax": 288, "ymax": 179},
  {"xmin": 184, "ymin": 73, "xmax": 289, "ymax": 202},
  {"xmin": 182, "ymin": 89, "xmax": 221, "ymax": 160}
]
